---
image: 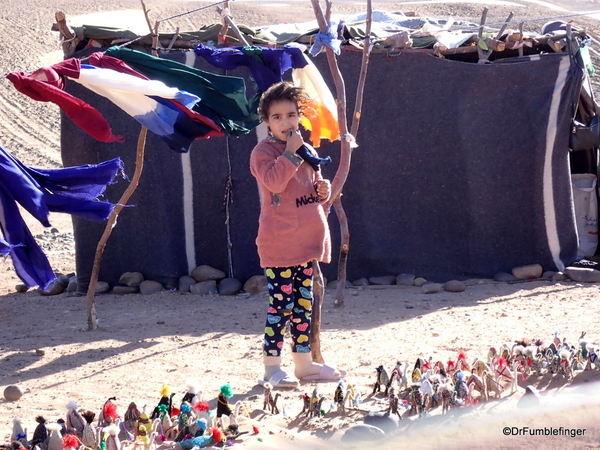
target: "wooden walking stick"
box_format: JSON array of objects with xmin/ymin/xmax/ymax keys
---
[
  {"xmin": 332, "ymin": 0, "xmax": 372, "ymax": 308},
  {"xmin": 86, "ymin": 0, "xmax": 159, "ymax": 330},
  {"xmin": 309, "ymin": 0, "xmax": 372, "ymax": 361},
  {"xmin": 86, "ymin": 128, "xmax": 148, "ymax": 330}
]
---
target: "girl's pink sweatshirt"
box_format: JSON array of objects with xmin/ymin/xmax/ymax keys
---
[{"xmin": 250, "ymin": 138, "xmax": 331, "ymax": 268}]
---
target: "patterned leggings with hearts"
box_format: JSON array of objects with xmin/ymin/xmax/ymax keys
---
[{"xmin": 263, "ymin": 261, "xmax": 314, "ymax": 357}]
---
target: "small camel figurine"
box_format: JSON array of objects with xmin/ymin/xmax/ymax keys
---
[
  {"xmin": 300, "ymin": 393, "xmax": 311, "ymax": 416},
  {"xmin": 372, "ymin": 365, "xmax": 390, "ymax": 395},
  {"xmin": 386, "ymin": 388, "xmax": 403, "ymax": 419},
  {"xmin": 387, "ymin": 361, "xmax": 409, "ymax": 392},
  {"xmin": 334, "ymin": 381, "xmax": 345, "ymax": 413},
  {"xmin": 262, "ymin": 383, "xmax": 280, "ymax": 415}
]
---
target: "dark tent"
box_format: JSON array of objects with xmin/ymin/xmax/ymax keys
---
[{"xmin": 62, "ymin": 35, "xmax": 591, "ymax": 290}]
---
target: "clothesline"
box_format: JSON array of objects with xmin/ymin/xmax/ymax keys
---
[{"xmin": 158, "ymin": 0, "xmax": 232, "ymax": 23}]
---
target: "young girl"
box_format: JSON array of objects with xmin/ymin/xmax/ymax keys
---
[{"xmin": 250, "ymin": 82, "xmax": 345, "ymax": 388}]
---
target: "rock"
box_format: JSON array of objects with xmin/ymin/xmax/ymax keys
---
[
  {"xmin": 327, "ymin": 279, "xmax": 353, "ymax": 289},
  {"xmin": 178, "ymin": 275, "xmax": 197, "ymax": 293},
  {"xmin": 95, "ymin": 281, "xmax": 111, "ymax": 294},
  {"xmin": 112, "ymin": 285, "xmax": 139, "ymax": 294},
  {"xmin": 396, "ymin": 273, "xmax": 415, "ymax": 286},
  {"xmin": 243, "ymin": 275, "xmax": 268, "ymax": 294},
  {"xmin": 564, "ymin": 267, "xmax": 600, "ymax": 283},
  {"xmin": 74, "ymin": 281, "xmax": 108, "ymax": 295},
  {"xmin": 139, "ymin": 280, "xmax": 163, "ymax": 295},
  {"xmin": 422, "ymin": 283, "xmax": 443, "ymax": 294},
  {"xmin": 444, "ymin": 280, "xmax": 466, "ymax": 292},
  {"xmin": 118, "ymin": 271, "xmax": 145, "ymax": 287},
  {"xmin": 368, "ymin": 276, "xmax": 396, "ymax": 285},
  {"xmin": 66, "ymin": 277, "xmax": 78, "ymax": 293},
  {"xmin": 15, "ymin": 284, "xmax": 28, "ymax": 293},
  {"xmin": 413, "ymin": 277, "xmax": 427, "ymax": 287},
  {"xmin": 190, "ymin": 280, "xmax": 218, "ymax": 295},
  {"xmin": 4, "ymin": 384, "xmax": 24, "ymax": 401},
  {"xmin": 541, "ymin": 271, "xmax": 556, "ymax": 280},
  {"xmin": 191, "ymin": 265, "xmax": 226, "ymax": 282},
  {"xmin": 512, "ymin": 263, "xmax": 543, "ymax": 280},
  {"xmin": 39, "ymin": 275, "xmax": 69, "ymax": 296},
  {"xmin": 341, "ymin": 424, "xmax": 385, "ymax": 442},
  {"xmin": 494, "ymin": 272, "xmax": 516, "ymax": 282},
  {"xmin": 352, "ymin": 278, "xmax": 369, "ymax": 286},
  {"xmin": 218, "ymin": 278, "xmax": 242, "ymax": 295},
  {"xmin": 363, "ymin": 412, "xmax": 399, "ymax": 433},
  {"xmin": 552, "ymin": 272, "xmax": 568, "ymax": 281},
  {"xmin": 57, "ymin": 273, "xmax": 70, "ymax": 285}
]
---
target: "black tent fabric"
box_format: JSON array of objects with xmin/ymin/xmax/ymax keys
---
[{"xmin": 62, "ymin": 49, "xmax": 582, "ymax": 289}]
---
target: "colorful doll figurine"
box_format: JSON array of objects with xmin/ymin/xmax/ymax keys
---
[
  {"xmin": 216, "ymin": 384, "xmax": 233, "ymax": 427},
  {"xmin": 81, "ymin": 411, "xmax": 99, "ymax": 450}
]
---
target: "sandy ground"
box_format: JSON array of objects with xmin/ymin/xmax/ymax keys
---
[{"xmin": 2, "ymin": 1, "xmax": 600, "ymax": 449}]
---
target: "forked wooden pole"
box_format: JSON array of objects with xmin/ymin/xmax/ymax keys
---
[
  {"xmin": 333, "ymin": 0, "xmax": 372, "ymax": 308},
  {"xmin": 309, "ymin": 0, "xmax": 372, "ymax": 361}
]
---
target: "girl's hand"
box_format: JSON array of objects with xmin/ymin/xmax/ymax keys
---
[
  {"xmin": 315, "ymin": 179, "xmax": 331, "ymax": 201},
  {"xmin": 286, "ymin": 129, "xmax": 304, "ymax": 152}
]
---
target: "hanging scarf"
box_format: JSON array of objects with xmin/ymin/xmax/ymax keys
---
[
  {"xmin": 7, "ymin": 59, "xmax": 122, "ymax": 143},
  {"xmin": 105, "ymin": 46, "xmax": 255, "ymax": 136},
  {"xmin": 194, "ymin": 43, "xmax": 307, "ymax": 92},
  {"xmin": 0, "ymin": 145, "xmax": 123, "ymax": 288},
  {"xmin": 67, "ymin": 58, "xmax": 223, "ymax": 152}
]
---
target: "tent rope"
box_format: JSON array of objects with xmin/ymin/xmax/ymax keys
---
[
  {"xmin": 224, "ymin": 136, "xmax": 235, "ymax": 278},
  {"xmin": 158, "ymin": 0, "xmax": 233, "ymax": 23}
]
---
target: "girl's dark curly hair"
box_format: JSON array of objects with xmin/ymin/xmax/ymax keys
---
[{"xmin": 258, "ymin": 82, "xmax": 315, "ymax": 121}]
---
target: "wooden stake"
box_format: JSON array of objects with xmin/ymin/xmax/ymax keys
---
[
  {"xmin": 55, "ymin": 11, "xmax": 78, "ymax": 57},
  {"xmin": 308, "ymin": 0, "xmax": 372, "ymax": 360},
  {"xmin": 216, "ymin": 4, "xmax": 250, "ymax": 46},
  {"xmin": 518, "ymin": 22, "xmax": 524, "ymax": 57},
  {"xmin": 166, "ymin": 27, "xmax": 180, "ymax": 52},
  {"xmin": 495, "ymin": 12, "xmax": 514, "ymax": 40},
  {"xmin": 333, "ymin": 0, "xmax": 372, "ymax": 308},
  {"xmin": 217, "ymin": 1, "xmax": 230, "ymax": 46},
  {"xmin": 86, "ymin": 0, "xmax": 156, "ymax": 330},
  {"xmin": 87, "ymin": 128, "xmax": 148, "ymax": 330},
  {"xmin": 477, "ymin": 7, "xmax": 492, "ymax": 64}
]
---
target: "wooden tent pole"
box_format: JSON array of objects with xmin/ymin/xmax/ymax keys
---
[
  {"xmin": 86, "ymin": 128, "xmax": 148, "ymax": 330},
  {"xmin": 54, "ymin": 12, "xmax": 78, "ymax": 57},
  {"xmin": 309, "ymin": 0, "xmax": 372, "ymax": 361},
  {"xmin": 86, "ymin": 1, "xmax": 157, "ymax": 330},
  {"xmin": 332, "ymin": 0, "xmax": 372, "ymax": 308},
  {"xmin": 216, "ymin": 3, "xmax": 250, "ymax": 46}
]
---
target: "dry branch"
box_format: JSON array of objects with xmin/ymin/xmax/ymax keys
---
[
  {"xmin": 216, "ymin": 4, "xmax": 250, "ymax": 46},
  {"xmin": 86, "ymin": 1, "xmax": 157, "ymax": 330},
  {"xmin": 309, "ymin": 0, "xmax": 372, "ymax": 361},
  {"xmin": 87, "ymin": 128, "xmax": 148, "ymax": 330},
  {"xmin": 55, "ymin": 11, "xmax": 78, "ymax": 56}
]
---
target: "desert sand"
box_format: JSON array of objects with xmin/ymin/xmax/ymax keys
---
[{"xmin": 1, "ymin": 1, "xmax": 600, "ymax": 449}]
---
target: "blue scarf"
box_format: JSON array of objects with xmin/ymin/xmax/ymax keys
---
[{"xmin": 0, "ymin": 145, "xmax": 123, "ymax": 289}]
